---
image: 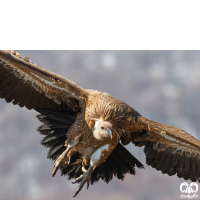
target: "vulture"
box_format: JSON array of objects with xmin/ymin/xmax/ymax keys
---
[{"xmin": 0, "ymin": 50, "xmax": 200, "ymax": 197}]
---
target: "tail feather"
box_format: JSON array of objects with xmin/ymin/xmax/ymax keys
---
[
  {"xmin": 114, "ymin": 142, "xmax": 144, "ymax": 169},
  {"xmin": 42, "ymin": 131, "xmax": 66, "ymax": 144},
  {"xmin": 36, "ymin": 108, "xmax": 76, "ymax": 124},
  {"xmin": 42, "ymin": 136, "xmax": 66, "ymax": 148},
  {"xmin": 37, "ymin": 115, "xmax": 71, "ymax": 129},
  {"xmin": 48, "ymin": 144, "xmax": 66, "ymax": 160},
  {"xmin": 36, "ymin": 109, "xmax": 73, "ymax": 161}
]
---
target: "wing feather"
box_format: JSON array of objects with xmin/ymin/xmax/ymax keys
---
[
  {"xmin": 124, "ymin": 114, "xmax": 200, "ymax": 182},
  {"xmin": 167, "ymin": 153, "xmax": 178, "ymax": 176},
  {"xmin": 0, "ymin": 50, "xmax": 86, "ymax": 112}
]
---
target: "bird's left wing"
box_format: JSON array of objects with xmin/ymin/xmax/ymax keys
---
[
  {"xmin": 122, "ymin": 115, "xmax": 200, "ymax": 182},
  {"xmin": 0, "ymin": 50, "xmax": 86, "ymax": 111}
]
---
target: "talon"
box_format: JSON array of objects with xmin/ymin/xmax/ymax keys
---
[
  {"xmin": 71, "ymin": 174, "xmax": 83, "ymax": 184},
  {"xmin": 81, "ymin": 164, "xmax": 87, "ymax": 173},
  {"xmin": 72, "ymin": 165, "xmax": 93, "ymax": 197},
  {"xmin": 71, "ymin": 180, "xmax": 78, "ymax": 184},
  {"xmin": 73, "ymin": 191, "xmax": 79, "ymax": 198},
  {"xmin": 52, "ymin": 157, "xmax": 64, "ymax": 177},
  {"xmin": 52, "ymin": 166, "xmax": 59, "ymax": 177},
  {"xmin": 76, "ymin": 175, "xmax": 82, "ymax": 180}
]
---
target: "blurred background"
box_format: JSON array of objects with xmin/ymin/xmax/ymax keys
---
[{"xmin": 0, "ymin": 50, "xmax": 200, "ymax": 200}]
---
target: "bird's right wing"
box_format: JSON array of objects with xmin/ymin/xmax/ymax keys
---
[{"xmin": 0, "ymin": 50, "xmax": 86, "ymax": 112}]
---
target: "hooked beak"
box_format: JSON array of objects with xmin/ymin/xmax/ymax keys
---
[{"xmin": 107, "ymin": 128, "xmax": 113, "ymax": 139}]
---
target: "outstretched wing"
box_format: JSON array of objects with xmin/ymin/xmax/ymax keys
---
[
  {"xmin": 0, "ymin": 50, "xmax": 86, "ymax": 112},
  {"xmin": 122, "ymin": 114, "xmax": 200, "ymax": 182}
]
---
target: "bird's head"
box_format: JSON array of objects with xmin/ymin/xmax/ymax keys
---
[{"xmin": 93, "ymin": 120, "xmax": 113, "ymax": 141}]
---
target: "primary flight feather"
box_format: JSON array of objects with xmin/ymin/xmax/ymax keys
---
[{"xmin": 0, "ymin": 50, "xmax": 200, "ymax": 197}]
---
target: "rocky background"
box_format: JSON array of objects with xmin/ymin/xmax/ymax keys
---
[{"xmin": 0, "ymin": 50, "xmax": 200, "ymax": 200}]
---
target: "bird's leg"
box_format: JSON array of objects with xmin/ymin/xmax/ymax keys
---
[
  {"xmin": 52, "ymin": 135, "xmax": 80, "ymax": 177},
  {"xmin": 52, "ymin": 145, "xmax": 71, "ymax": 177},
  {"xmin": 72, "ymin": 144, "xmax": 112, "ymax": 197},
  {"xmin": 72, "ymin": 165, "xmax": 93, "ymax": 197}
]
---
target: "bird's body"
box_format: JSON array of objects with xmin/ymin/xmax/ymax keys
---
[
  {"xmin": 62, "ymin": 90, "xmax": 136, "ymax": 168},
  {"xmin": 1, "ymin": 50, "xmax": 200, "ymax": 197}
]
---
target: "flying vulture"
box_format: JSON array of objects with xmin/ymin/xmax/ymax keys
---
[{"xmin": 0, "ymin": 50, "xmax": 200, "ymax": 197}]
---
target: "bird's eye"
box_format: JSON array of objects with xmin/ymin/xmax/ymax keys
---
[{"xmin": 101, "ymin": 126, "xmax": 104, "ymax": 130}]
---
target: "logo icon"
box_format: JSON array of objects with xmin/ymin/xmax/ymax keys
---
[{"xmin": 180, "ymin": 182, "xmax": 198, "ymax": 199}]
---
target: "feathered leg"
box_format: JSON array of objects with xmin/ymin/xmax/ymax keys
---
[
  {"xmin": 72, "ymin": 144, "xmax": 112, "ymax": 197},
  {"xmin": 52, "ymin": 146, "xmax": 71, "ymax": 176},
  {"xmin": 52, "ymin": 135, "xmax": 81, "ymax": 176},
  {"xmin": 72, "ymin": 164, "xmax": 93, "ymax": 197}
]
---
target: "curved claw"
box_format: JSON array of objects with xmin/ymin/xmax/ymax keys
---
[
  {"xmin": 52, "ymin": 157, "xmax": 65, "ymax": 177},
  {"xmin": 52, "ymin": 166, "xmax": 59, "ymax": 177},
  {"xmin": 73, "ymin": 191, "xmax": 79, "ymax": 198},
  {"xmin": 73, "ymin": 184, "xmax": 84, "ymax": 198},
  {"xmin": 72, "ymin": 166, "xmax": 93, "ymax": 197},
  {"xmin": 71, "ymin": 180, "xmax": 79, "ymax": 184}
]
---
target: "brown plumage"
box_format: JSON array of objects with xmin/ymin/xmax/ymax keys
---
[{"xmin": 1, "ymin": 50, "xmax": 200, "ymax": 197}]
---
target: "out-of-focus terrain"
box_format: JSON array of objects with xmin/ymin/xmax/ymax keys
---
[{"xmin": 0, "ymin": 50, "xmax": 200, "ymax": 200}]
